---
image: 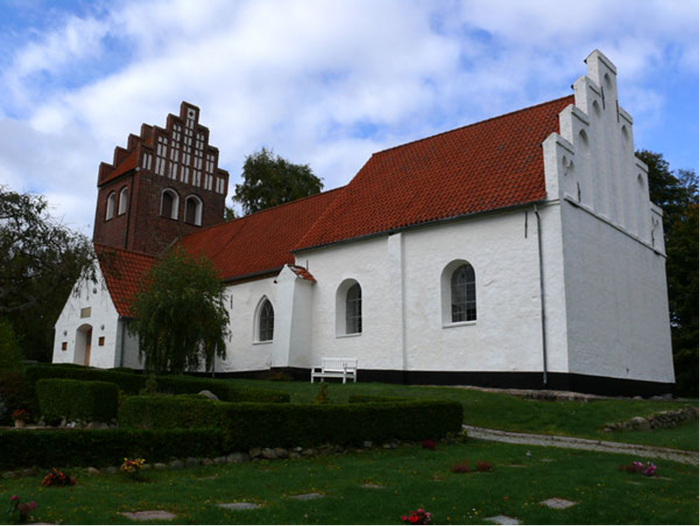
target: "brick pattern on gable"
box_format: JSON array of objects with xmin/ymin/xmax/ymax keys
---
[{"xmin": 93, "ymin": 102, "xmax": 230, "ymax": 256}]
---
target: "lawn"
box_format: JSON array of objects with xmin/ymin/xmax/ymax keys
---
[
  {"xmin": 1, "ymin": 440, "xmax": 696, "ymax": 525},
  {"xmin": 224, "ymin": 379, "xmax": 700, "ymax": 451}
]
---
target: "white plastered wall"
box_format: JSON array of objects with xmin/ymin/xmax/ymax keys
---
[
  {"xmin": 543, "ymin": 49, "xmax": 674, "ymax": 383},
  {"xmin": 296, "ymin": 209, "xmax": 563, "ymax": 374},
  {"xmin": 52, "ymin": 264, "xmax": 121, "ymax": 368},
  {"xmin": 194, "ymin": 266, "xmax": 315, "ymax": 373}
]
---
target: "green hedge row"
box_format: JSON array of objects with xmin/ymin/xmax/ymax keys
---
[
  {"xmin": 119, "ymin": 396, "xmax": 463, "ymax": 449},
  {"xmin": 36, "ymin": 379, "xmax": 119, "ymax": 424},
  {"xmin": 156, "ymin": 376, "xmax": 290, "ymax": 403},
  {"xmin": 25, "ymin": 364, "xmax": 289, "ymax": 403},
  {"xmin": 26, "ymin": 365, "xmax": 144, "ymax": 396},
  {"xmin": 0, "ymin": 429, "xmax": 225, "ymax": 469}
]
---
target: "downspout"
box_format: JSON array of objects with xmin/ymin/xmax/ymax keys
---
[
  {"xmin": 533, "ymin": 205, "xmax": 548, "ymax": 386},
  {"xmin": 118, "ymin": 318, "xmax": 126, "ymax": 368}
]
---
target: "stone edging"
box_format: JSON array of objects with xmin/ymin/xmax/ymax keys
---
[
  {"xmin": 1, "ymin": 437, "xmax": 462, "ymax": 480},
  {"xmin": 602, "ymin": 407, "xmax": 698, "ymax": 433},
  {"xmin": 463, "ymin": 425, "xmax": 699, "ymax": 466}
]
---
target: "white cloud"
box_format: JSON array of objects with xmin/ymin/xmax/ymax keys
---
[{"xmin": 0, "ymin": 0, "xmax": 697, "ymax": 234}]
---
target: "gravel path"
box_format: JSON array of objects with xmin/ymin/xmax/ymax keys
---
[{"xmin": 463, "ymin": 425, "xmax": 699, "ymax": 466}]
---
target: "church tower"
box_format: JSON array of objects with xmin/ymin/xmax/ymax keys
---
[{"xmin": 92, "ymin": 102, "xmax": 229, "ymax": 255}]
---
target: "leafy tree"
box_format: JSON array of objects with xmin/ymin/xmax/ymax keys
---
[
  {"xmin": 130, "ymin": 246, "xmax": 229, "ymax": 375},
  {"xmin": 638, "ymin": 151, "xmax": 698, "ymax": 234},
  {"xmin": 233, "ymin": 147, "xmax": 323, "ymax": 215},
  {"xmin": 636, "ymin": 151, "xmax": 698, "ymax": 396},
  {"xmin": 0, "ymin": 186, "xmax": 94, "ymax": 361}
]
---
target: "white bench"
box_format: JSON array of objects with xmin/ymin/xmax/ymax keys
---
[{"xmin": 311, "ymin": 357, "xmax": 358, "ymax": 384}]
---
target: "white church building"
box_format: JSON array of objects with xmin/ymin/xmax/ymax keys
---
[{"xmin": 53, "ymin": 50, "xmax": 675, "ymax": 395}]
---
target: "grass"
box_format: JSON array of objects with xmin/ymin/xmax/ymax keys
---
[
  {"xmin": 223, "ymin": 379, "xmax": 699, "ymax": 451},
  {"xmin": 1, "ymin": 441, "xmax": 697, "ymax": 524}
]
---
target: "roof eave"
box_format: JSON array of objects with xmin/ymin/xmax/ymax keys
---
[{"xmin": 292, "ymin": 197, "xmax": 547, "ymax": 254}]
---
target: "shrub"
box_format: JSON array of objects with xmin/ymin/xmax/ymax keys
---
[
  {"xmin": 0, "ymin": 319, "xmax": 24, "ymax": 372},
  {"xmin": 154, "ymin": 376, "xmax": 290, "ymax": 403},
  {"xmin": 119, "ymin": 396, "xmax": 463, "ymax": 449},
  {"xmin": 0, "ymin": 370, "xmax": 33, "ymax": 425},
  {"xmin": 25, "ymin": 365, "xmax": 289, "ymax": 403},
  {"xmin": 26, "ymin": 365, "xmax": 145, "ymax": 395},
  {"xmin": 674, "ymin": 348, "xmax": 699, "ymax": 397},
  {"xmin": 36, "ymin": 379, "xmax": 118, "ymax": 424},
  {"xmin": 0, "ymin": 428, "xmax": 226, "ymax": 469}
]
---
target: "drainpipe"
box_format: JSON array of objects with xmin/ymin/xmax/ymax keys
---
[
  {"xmin": 118, "ymin": 318, "xmax": 126, "ymax": 368},
  {"xmin": 533, "ymin": 205, "xmax": 548, "ymax": 386}
]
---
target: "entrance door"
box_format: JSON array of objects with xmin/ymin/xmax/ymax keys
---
[{"xmin": 84, "ymin": 329, "xmax": 92, "ymax": 366}]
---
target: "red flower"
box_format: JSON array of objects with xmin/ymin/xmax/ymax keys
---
[{"xmin": 410, "ymin": 515, "xmax": 419, "ymax": 523}]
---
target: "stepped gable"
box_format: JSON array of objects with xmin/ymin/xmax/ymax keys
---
[
  {"xmin": 93, "ymin": 102, "xmax": 230, "ymax": 255},
  {"xmin": 97, "ymin": 125, "xmax": 155, "ymax": 186},
  {"xmin": 96, "ymin": 104, "xmax": 229, "ymax": 187},
  {"xmin": 95, "ymin": 244, "xmax": 157, "ymax": 317},
  {"xmin": 295, "ymin": 95, "xmax": 575, "ymax": 251},
  {"xmin": 180, "ymin": 188, "xmax": 343, "ymax": 282}
]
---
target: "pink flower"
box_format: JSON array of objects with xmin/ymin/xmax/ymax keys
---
[{"xmin": 10, "ymin": 495, "xmax": 18, "ymax": 501}]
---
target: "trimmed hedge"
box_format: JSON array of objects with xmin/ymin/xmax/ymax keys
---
[
  {"xmin": 27, "ymin": 365, "xmax": 144, "ymax": 395},
  {"xmin": 25, "ymin": 365, "xmax": 289, "ymax": 403},
  {"xmin": 36, "ymin": 379, "xmax": 118, "ymax": 424},
  {"xmin": 155, "ymin": 376, "xmax": 290, "ymax": 403},
  {"xmin": 0, "ymin": 428, "xmax": 225, "ymax": 469},
  {"xmin": 119, "ymin": 396, "xmax": 463, "ymax": 449}
]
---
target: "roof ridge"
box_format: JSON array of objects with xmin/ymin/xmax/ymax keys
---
[
  {"xmin": 181, "ymin": 185, "xmax": 346, "ymax": 242},
  {"xmin": 373, "ymin": 94, "xmax": 573, "ymax": 157},
  {"xmin": 93, "ymin": 242, "xmax": 159, "ymax": 260},
  {"xmin": 239, "ymin": 185, "xmax": 346, "ymax": 218}
]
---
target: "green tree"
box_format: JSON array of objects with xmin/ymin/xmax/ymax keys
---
[
  {"xmin": 638, "ymin": 151, "xmax": 698, "ymax": 234},
  {"xmin": 130, "ymin": 246, "xmax": 229, "ymax": 375},
  {"xmin": 233, "ymin": 147, "xmax": 323, "ymax": 215},
  {"xmin": 636, "ymin": 151, "xmax": 698, "ymax": 396},
  {"xmin": 0, "ymin": 186, "xmax": 95, "ymax": 361}
]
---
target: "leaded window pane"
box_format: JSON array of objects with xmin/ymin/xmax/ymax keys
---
[
  {"xmin": 259, "ymin": 300, "xmax": 274, "ymax": 341},
  {"xmin": 345, "ymin": 283, "xmax": 362, "ymax": 334},
  {"xmin": 451, "ymin": 264, "xmax": 476, "ymax": 322}
]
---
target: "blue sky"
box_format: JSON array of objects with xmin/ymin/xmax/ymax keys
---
[{"xmin": 0, "ymin": 0, "xmax": 697, "ymax": 234}]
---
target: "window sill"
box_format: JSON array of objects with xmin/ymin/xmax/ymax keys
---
[
  {"xmin": 336, "ymin": 332, "xmax": 362, "ymax": 339},
  {"xmin": 442, "ymin": 320, "xmax": 477, "ymax": 329},
  {"xmin": 252, "ymin": 340, "xmax": 273, "ymax": 346}
]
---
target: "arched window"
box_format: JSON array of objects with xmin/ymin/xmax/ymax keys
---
[
  {"xmin": 160, "ymin": 189, "xmax": 179, "ymax": 219},
  {"xmin": 118, "ymin": 187, "xmax": 128, "ymax": 216},
  {"xmin": 258, "ymin": 299, "xmax": 274, "ymax": 342},
  {"xmin": 336, "ymin": 279, "xmax": 362, "ymax": 336},
  {"xmin": 451, "ymin": 264, "xmax": 476, "ymax": 322},
  {"xmin": 105, "ymin": 192, "xmax": 116, "ymax": 220},
  {"xmin": 441, "ymin": 260, "xmax": 477, "ymax": 325},
  {"xmin": 346, "ymin": 283, "xmax": 362, "ymax": 334},
  {"xmin": 185, "ymin": 195, "xmax": 203, "ymax": 226}
]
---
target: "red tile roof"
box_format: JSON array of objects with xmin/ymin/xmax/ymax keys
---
[
  {"xmin": 295, "ymin": 95, "xmax": 574, "ymax": 251},
  {"xmin": 100, "ymin": 149, "xmax": 139, "ymax": 185},
  {"xmin": 95, "ymin": 244, "xmax": 157, "ymax": 317},
  {"xmin": 288, "ymin": 265, "xmax": 317, "ymax": 282},
  {"xmin": 96, "ymin": 95, "xmax": 574, "ymax": 314},
  {"xmin": 179, "ymin": 188, "xmax": 343, "ymax": 282}
]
